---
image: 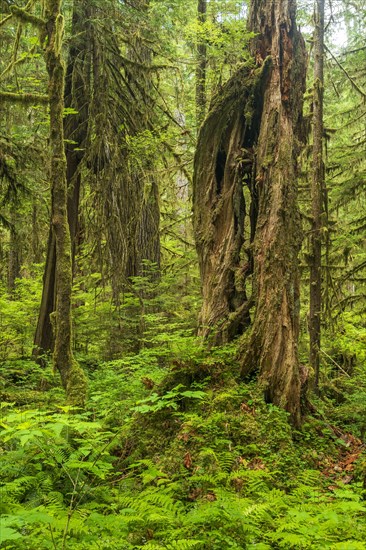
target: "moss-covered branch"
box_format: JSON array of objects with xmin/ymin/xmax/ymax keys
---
[
  {"xmin": 0, "ymin": 47, "xmax": 37, "ymax": 81},
  {"xmin": 0, "ymin": 91, "xmax": 49, "ymax": 105},
  {"xmin": 0, "ymin": 14, "xmax": 13, "ymax": 28},
  {"xmin": 10, "ymin": 6, "xmax": 45, "ymax": 30}
]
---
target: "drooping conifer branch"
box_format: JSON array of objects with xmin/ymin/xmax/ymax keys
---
[{"xmin": 325, "ymin": 44, "xmax": 366, "ymax": 100}]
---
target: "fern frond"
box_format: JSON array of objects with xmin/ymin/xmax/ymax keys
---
[
  {"xmin": 217, "ymin": 451, "xmax": 236, "ymax": 472},
  {"xmin": 165, "ymin": 540, "xmax": 202, "ymax": 549}
]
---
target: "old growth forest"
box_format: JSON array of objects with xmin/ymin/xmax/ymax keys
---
[{"xmin": 1, "ymin": 0, "xmax": 366, "ymax": 547}]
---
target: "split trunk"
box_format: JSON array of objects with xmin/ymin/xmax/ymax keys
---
[
  {"xmin": 193, "ymin": 0, "xmax": 306, "ymax": 424},
  {"xmin": 240, "ymin": 0, "xmax": 306, "ymax": 425}
]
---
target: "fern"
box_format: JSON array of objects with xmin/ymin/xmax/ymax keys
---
[
  {"xmin": 165, "ymin": 540, "xmax": 203, "ymax": 549},
  {"xmin": 217, "ymin": 451, "xmax": 237, "ymax": 472}
]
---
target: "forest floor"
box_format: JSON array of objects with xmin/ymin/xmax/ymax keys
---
[{"xmin": 1, "ymin": 348, "xmax": 366, "ymax": 549}]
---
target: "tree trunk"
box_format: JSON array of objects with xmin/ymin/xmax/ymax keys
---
[
  {"xmin": 32, "ymin": 200, "xmax": 43, "ymax": 264},
  {"xmin": 33, "ymin": 0, "xmax": 90, "ymax": 359},
  {"xmin": 126, "ymin": 0, "xmax": 160, "ymax": 284},
  {"xmin": 193, "ymin": 66, "xmax": 263, "ymax": 344},
  {"xmin": 309, "ymin": 0, "xmax": 325, "ymax": 392},
  {"xmin": 33, "ymin": 224, "xmax": 56, "ymax": 358},
  {"xmin": 8, "ymin": 205, "xmax": 21, "ymax": 292},
  {"xmin": 44, "ymin": 0, "xmax": 87, "ymax": 403},
  {"xmin": 136, "ymin": 178, "xmax": 161, "ymax": 278},
  {"xmin": 196, "ymin": 0, "xmax": 207, "ymax": 127},
  {"xmin": 240, "ymin": 0, "xmax": 306, "ymax": 426}
]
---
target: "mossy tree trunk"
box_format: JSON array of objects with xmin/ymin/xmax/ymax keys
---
[
  {"xmin": 91, "ymin": 0, "xmax": 160, "ymax": 296},
  {"xmin": 33, "ymin": 0, "xmax": 90, "ymax": 360},
  {"xmin": 240, "ymin": 0, "xmax": 306, "ymax": 425},
  {"xmin": 126, "ymin": 0, "xmax": 161, "ymax": 281},
  {"xmin": 309, "ymin": 0, "xmax": 325, "ymax": 392},
  {"xmin": 44, "ymin": 0, "xmax": 87, "ymax": 403},
  {"xmin": 195, "ymin": 0, "xmax": 207, "ymax": 127}
]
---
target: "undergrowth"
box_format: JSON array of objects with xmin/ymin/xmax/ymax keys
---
[{"xmin": 1, "ymin": 343, "xmax": 366, "ymax": 549}]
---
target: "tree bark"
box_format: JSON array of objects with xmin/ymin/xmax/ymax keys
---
[
  {"xmin": 240, "ymin": 0, "xmax": 306, "ymax": 426},
  {"xmin": 93, "ymin": 0, "xmax": 160, "ymax": 295},
  {"xmin": 193, "ymin": 66, "xmax": 263, "ymax": 344},
  {"xmin": 33, "ymin": 224, "xmax": 56, "ymax": 358},
  {"xmin": 33, "ymin": 0, "xmax": 90, "ymax": 359},
  {"xmin": 196, "ymin": 0, "xmax": 207, "ymax": 127},
  {"xmin": 32, "ymin": 200, "xmax": 43, "ymax": 264},
  {"xmin": 309, "ymin": 0, "xmax": 325, "ymax": 392},
  {"xmin": 44, "ymin": 0, "xmax": 87, "ymax": 403}
]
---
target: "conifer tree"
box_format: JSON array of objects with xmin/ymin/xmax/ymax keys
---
[
  {"xmin": 43, "ymin": 0, "xmax": 87, "ymax": 402},
  {"xmin": 240, "ymin": 0, "xmax": 306, "ymax": 425},
  {"xmin": 34, "ymin": 0, "xmax": 91, "ymax": 359},
  {"xmin": 194, "ymin": 0, "xmax": 306, "ymax": 423},
  {"xmin": 309, "ymin": 0, "xmax": 325, "ymax": 391}
]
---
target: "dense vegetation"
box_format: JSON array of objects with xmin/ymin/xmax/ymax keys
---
[{"xmin": 1, "ymin": 0, "xmax": 366, "ymax": 548}]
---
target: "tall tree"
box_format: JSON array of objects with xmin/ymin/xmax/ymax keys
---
[
  {"xmin": 240, "ymin": 0, "xmax": 306, "ymax": 425},
  {"xmin": 195, "ymin": 0, "xmax": 207, "ymax": 126},
  {"xmin": 43, "ymin": 0, "xmax": 87, "ymax": 402},
  {"xmin": 90, "ymin": 0, "xmax": 160, "ymax": 299},
  {"xmin": 33, "ymin": 0, "xmax": 91, "ymax": 359},
  {"xmin": 309, "ymin": 0, "xmax": 325, "ymax": 391},
  {"xmin": 194, "ymin": 0, "xmax": 306, "ymax": 411}
]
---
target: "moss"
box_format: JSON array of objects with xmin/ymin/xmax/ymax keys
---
[
  {"xmin": 10, "ymin": 6, "xmax": 45, "ymax": 29},
  {"xmin": 0, "ymin": 91, "xmax": 49, "ymax": 105},
  {"xmin": 44, "ymin": 0, "xmax": 87, "ymax": 406},
  {"xmin": 55, "ymin": 13, "xmax": 64, "ymax": 55},
  {"xmin": 66, "ymin": 360, "xmax": 88, "ymax": 406}
]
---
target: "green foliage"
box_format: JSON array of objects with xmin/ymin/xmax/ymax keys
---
[
  {"xmin": 0, "ymin": 404, "xmax": 118, "ymax": 548},
  {"xmin": 132, "ymin": 384, "xmax": 206, "ymax": 414},
  {"xmin": 1, "ymin": 1, "xmax": 366, "ymax": 549},
  {"xmin": 1, "ymin": 344, "xmax": 366, "ymax": 549},
  {"xmin": 0, "ymin": 275, "xmax": 42, "ymax": 360}
]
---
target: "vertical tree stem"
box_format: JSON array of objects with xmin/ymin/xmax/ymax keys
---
[
  {"xmin": 44, "ymin": 0, "xmax": 87, "ymax": 403},
  {"xmin": 196, "ymin": 0, "xmax": 207, "ymax": 127},
  {"xmin": 310, "ymin": 0, "xmax": 325, "ymax": 392}
]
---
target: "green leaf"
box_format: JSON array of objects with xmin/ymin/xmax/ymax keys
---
[{"xmin": 0, "ymin": 526, "xmax": 23, "ymax": 543}]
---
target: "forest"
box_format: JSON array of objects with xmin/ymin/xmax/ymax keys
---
[{"xmin": 0, "ymin": 0, "xmax": 366, "ymax": 547}]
